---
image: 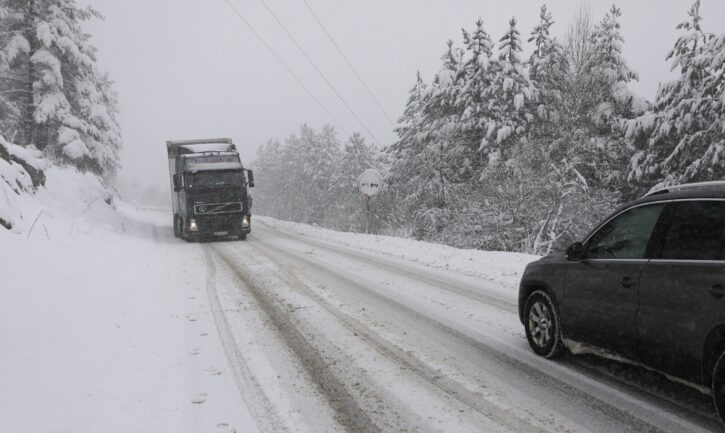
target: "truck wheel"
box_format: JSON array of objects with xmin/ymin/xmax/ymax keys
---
[
  {"xmin": 238, "ymin": 233, "xmax": 247, "ymax": 241},
  {"xmin": 712, "ymin": 350, "xmax": 725, "ymax": 426},
  {"xmin": 173, "ymin": 216, "xmax": 181, "ymax": 238},
  {"xmin": 180, "ymin": 218, "xmax": 193, "ymax": 242}
]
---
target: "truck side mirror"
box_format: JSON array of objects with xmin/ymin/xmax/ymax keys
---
[
  {"xmin": 247, "ymin": 170, "xmax": 255, "ymax": 188},
  {"xmin": 173, "ymin": 174, "xmax": 181, "ymax": 192}
]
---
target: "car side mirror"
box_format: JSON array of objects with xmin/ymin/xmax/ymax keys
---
[
  {"xmin": 566, "ymin": 242, "xmax": 585, "ymax": 261},
  {"xmin": 247, "ymin": 170, "xmax": 255, "ymax": 188},
  {"xmin": 173, "ymin": 174, "xmax": 181, "ymax": 192}
]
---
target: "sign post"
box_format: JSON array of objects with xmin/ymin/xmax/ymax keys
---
[{"xmin": 356, "ymin": 169, "xmax": 382, "ymax": 234}]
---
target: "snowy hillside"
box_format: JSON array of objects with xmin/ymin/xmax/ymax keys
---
[{"xmin": 0, "ymin": 177, "xmax": 259, "ymax": 432}]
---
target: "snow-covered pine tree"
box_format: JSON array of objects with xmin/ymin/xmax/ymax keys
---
[
  {"xmin": 388, "ymin": 71, "xmax": 426, "ymax": 174},
  {"xmin": 75, "ymin": 71, "xmax": 122, "ymax": 177},
  {"xmin": 0, "ymin": 0, "xmax": 120, "ymax": 177},
  {"xmin": 589, "ymin": 5, "xmax": 641, "ymax": 129},
  {"xmin": 581, "ymin": 4, "xmax": 643, "ymax": 190},
  {"xmin": 341, "ymin": 132, "xmax": 376, "ymax": 185},
  {"xmin": 628, "ymin": 0, "xmax": 724, "ymax": 188},
  {"xmin": 336, "ymin": 132, "xmax": 379, "ymax": 231},
  {"xmin": 528, "ymin": 5, "xmax": 566, "ymax": 122},
  {"xmin": 481, "ymin": 18, "xmax": 538, "ymax": 168},
  {"xmin": 411, "ymin": 41, "xmax": 470, "ymax": 237},
  {"xmin": 387, "ymin": 71, "xmax": 426, "ymax": 199},
  {"xmin": 529, "ymin": 5, "xmax": 555, "ymax": 77},
  {"xmin": 456, "ymin": 19, "xmax": 496, "ymax": 175},
  {"xmin": 290, "ymin": 124, "xmax": 341, "ymax": 224}
]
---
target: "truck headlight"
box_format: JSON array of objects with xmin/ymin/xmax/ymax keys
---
[
  {"xmin": 189, "ymin": 219, "xmax": 198, "ymax": 232},
  {"xmin": 242, "ymin": 215, "xmax": 250, "ymax": 227}
]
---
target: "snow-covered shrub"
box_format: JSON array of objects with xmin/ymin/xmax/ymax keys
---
[{"xmin": 0, "ymin": 135, "xmax": 47, "ymax": 230}]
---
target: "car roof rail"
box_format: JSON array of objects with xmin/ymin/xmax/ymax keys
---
[{"xmin": 644, "ymin": 181, "xmax": 725, "ymax": 197}]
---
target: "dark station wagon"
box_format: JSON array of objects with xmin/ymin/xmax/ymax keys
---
[{"xmin": 518, "ymin": 181, "xmax": 725, "ymax": 422}]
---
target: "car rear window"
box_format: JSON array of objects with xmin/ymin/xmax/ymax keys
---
[{"xmin": 657, "ymin": 201, "xmax": 725, "ymax": 261}]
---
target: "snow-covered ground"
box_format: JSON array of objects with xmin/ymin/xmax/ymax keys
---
[
  {"xmin": 0, "ymin": 169, "xmax": 257, "ymax": 433},
  {"xmin": 258, "ymin": 217, "xmax": 538, "ymax": 295},
  {"xmin": 1, "ymin": 174, "xmax": 722, "ymax": 432}
]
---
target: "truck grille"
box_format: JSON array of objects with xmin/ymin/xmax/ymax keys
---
[{"xmin": 194, "ymin": 202, "xmax": 243, "ymax": 215}]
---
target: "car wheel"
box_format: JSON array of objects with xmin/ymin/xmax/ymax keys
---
[
  {"xmin": 524, "ymin": 290, "xmax": 564, "ymax": 359},
  {"xmin": 712, "ymin": 350, "xmax": 725, "ymax": 425}
]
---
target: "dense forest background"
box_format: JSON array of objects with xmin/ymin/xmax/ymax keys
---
[{"xmin": 254, "ymin": 1, "xmax": 725, "ymax": 254}]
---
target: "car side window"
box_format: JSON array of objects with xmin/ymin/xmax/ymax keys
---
[
  {"xmin": 657, "ymin": 201, "xmax": 725, "ymax": 261},
  {"xmin": 586, "ymin": 204, "xmax": 665, "ymax": 260}
]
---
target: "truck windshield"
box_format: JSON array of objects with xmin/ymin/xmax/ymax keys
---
[{"xmin": 186, "ymin": 171, "xmax": 244, "ymax": 188}]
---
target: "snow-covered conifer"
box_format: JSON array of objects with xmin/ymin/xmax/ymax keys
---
[
  {"xmin": 481, "ymin": 18, "xmax": 537, "ymax": 166},
  {"xmin": 528, "ymin": 5, "xmax": 566, "ymax": 122},
  {"xmin": 589, "ymin": 5, "xmax": 641, "ymax": 128},
  {"xmin": 0, "ymin": 0, "xmax": 120, "ymax": 177},
  {"xmin": 628, "ymin": 0, "xmax": 723, "ymax": 187}
]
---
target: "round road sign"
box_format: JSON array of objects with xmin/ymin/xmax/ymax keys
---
[{"xmin": 356, "ymin": 169, "xmax": 383, "ymax": 197}]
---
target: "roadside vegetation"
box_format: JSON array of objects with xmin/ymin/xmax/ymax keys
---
[
  {"xmin": 254, "ymin": 1, "xmax": 725, "ymax": 254},
  {"xmin": 0, "ymin": 0, "xmax": 119, "ymax": 230}
]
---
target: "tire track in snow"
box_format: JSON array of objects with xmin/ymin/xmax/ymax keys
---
[
  {"xmin": 255, "ymin": 221, "xmax": 723, "ymax": 431},
  {"xmin": 203, "ymin": 249, "xmax": 288, "ymax": 433},
  {"xmin": 255, "ymin": 221, "xmax": 516, "ymax": 314},
  {"xmin": 245, "ymin": 238, "xmax": 552, "ymax": 433},
  {"xmin": 209, "ymin": 246, "xmax": 383, "ymax": 433},
  {"xmin": 248, "ymin": 233, "xmax": 714, "ymax": 433}
]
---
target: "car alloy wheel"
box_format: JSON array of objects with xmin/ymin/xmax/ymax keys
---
[
  {"xmin": 524, "ymin": 290, "xmax": 564, "ymax": 359},
  {"xmin": 529, "ymin": 301, "xmax": 553, "ymax": 347}
]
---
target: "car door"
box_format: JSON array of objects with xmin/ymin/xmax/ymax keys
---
[
  {"xmin": 637, "ymin": 200, "xmax": 725, "ymax": 383},
  {"xmin": 562, "ymin": 203, "xmax": 666, "ymax": 359}
]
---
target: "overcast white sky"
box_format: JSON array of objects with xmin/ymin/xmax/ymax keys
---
[{"xmin": 79, "ymin": 0, "xmax": 725, "ymax": 190}]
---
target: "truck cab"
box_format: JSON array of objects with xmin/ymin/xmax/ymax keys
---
[{"xmin": 167, "ymin": 139, "xmax": 254, "ymax": 241}]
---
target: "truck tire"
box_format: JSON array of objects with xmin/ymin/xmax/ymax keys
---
[
  {"xmin": 173, "ymin": 216, "xmax": 181, "ymax": 238},
  {"xmin": 180, "ymin": 218, "xmax": 195, "ymax": 242},
  {"xmin": 238, "ymin": 233, "xmax": 247, "ymax": 241}
]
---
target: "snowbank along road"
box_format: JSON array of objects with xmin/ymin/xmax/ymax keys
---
[{"xmin": 201, "ymin": 217, "xmax": 724, "ymax": 433}]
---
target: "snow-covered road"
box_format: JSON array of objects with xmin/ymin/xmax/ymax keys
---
[
  {"xmin": 202, "ymin": 220, "xmax": 723, "ymax": 433},
  {"xmin": 3, "ymin": 200, "xmax": 723, "ymax": 433}
]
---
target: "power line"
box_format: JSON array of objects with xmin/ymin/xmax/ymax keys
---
[
  {"xmin": 301, "ymin": 0, "xmax": 396, "ymax": 127},
  {"xmin": 256, "ymin": 0, "xmax": 382, "ymax": 146},
  {"xmin": 220, "ymin": 0, "xmax": 350, "ymax": 136}
]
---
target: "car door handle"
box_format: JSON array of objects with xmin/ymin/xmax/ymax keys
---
[
  {"xmin": 620, "ymin": 276, "xmax": 636, "ymax": 288},
  {"xmin": 709, "ymin": 284, "xmax": 725, "ymax": 299}
]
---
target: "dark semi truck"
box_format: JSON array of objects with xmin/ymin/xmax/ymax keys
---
[{"xmin": 166, "ymin": 138, "xmax": 254, "ymax": 241}]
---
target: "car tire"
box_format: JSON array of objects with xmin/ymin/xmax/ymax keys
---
[
  {"xmin": 712, "ymin": 350, "xmax": 725, "ymax": 425},
  {"xmin": 524, "ymin": 290, "xmax": 565, "ymax": 359}
]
